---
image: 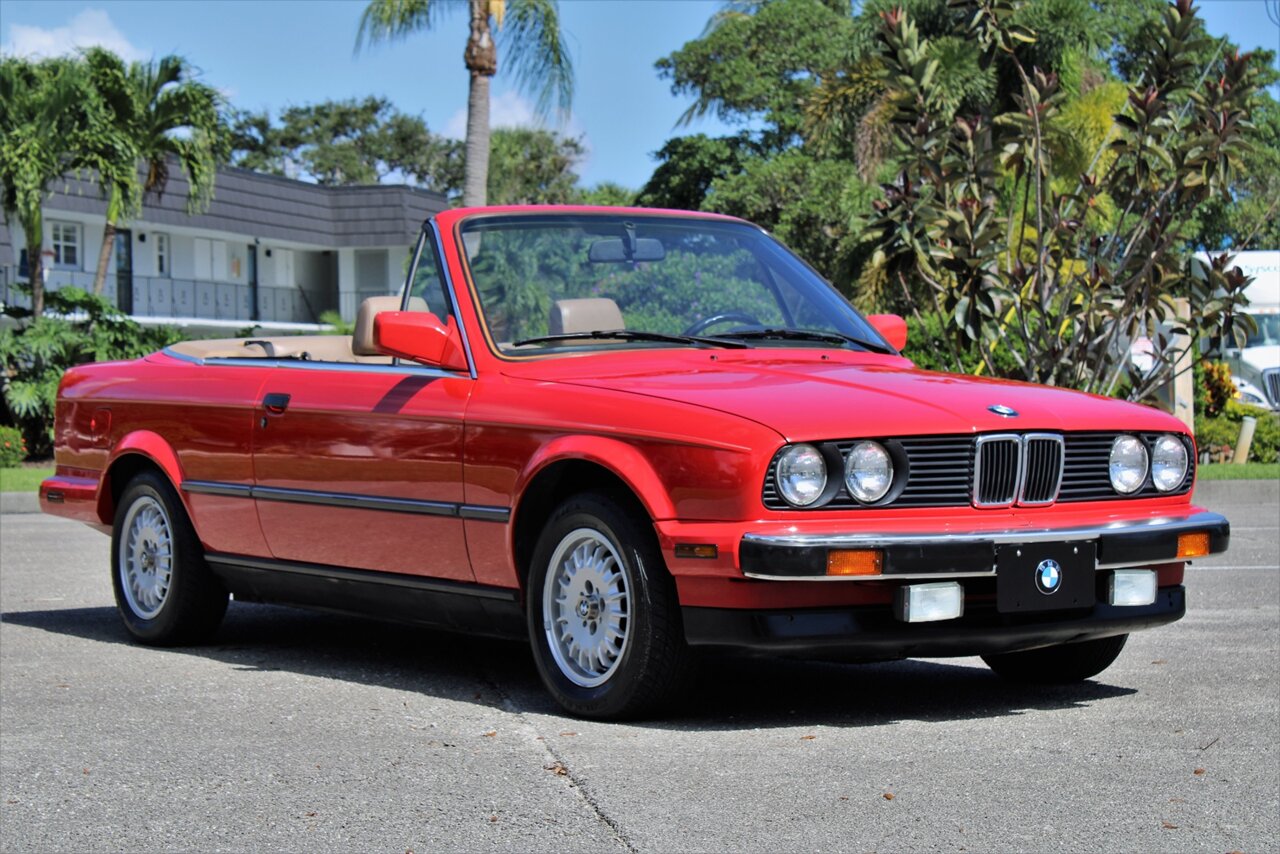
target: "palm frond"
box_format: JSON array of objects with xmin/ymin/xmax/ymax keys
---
[
  {"xmin": 355, "ymin": 0, "xmax": 451, "ymax": 53},
  {"xmin": 499, "ymin": 0, "xmax": 573, "ymax": 117}
]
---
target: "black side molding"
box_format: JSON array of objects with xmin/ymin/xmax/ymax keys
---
[{"xmin": 206, "ymin": 553, "xmax": 526, "ymax": 640}]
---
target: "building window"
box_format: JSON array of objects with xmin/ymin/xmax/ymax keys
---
[
  {"xmin": 51, "ymin": 221, "xmax": 79, "ymax": 268},
  {"xmin": 155, "ymin": 233, "xmax": 170, "ymax": 277}
]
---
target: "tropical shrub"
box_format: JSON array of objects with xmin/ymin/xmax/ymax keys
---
[
  {"xmin": 0, "ymin": 285, "xmax": 181, "ymax": 456},
  {"xmin": 1198, "ymin": 360, "xmax": 1236, "ymax": 417},
  {"xmin": 0, "ymin": 424, "xmax": 26, "ymax": 466},
  {"xmin": 864, "ymin": 0, "xmax": 1260, "ymax": 399}
]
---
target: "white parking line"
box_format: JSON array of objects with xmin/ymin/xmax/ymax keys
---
[{"xmin": 1186, "ymin": 564, "xmax": 1279, "ymax": 571}]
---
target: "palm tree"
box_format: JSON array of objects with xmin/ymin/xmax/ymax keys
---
[
  {"xmin": 79, "ymin": 48, "xmax": 226, "ymax": 296},
  {"xmin": 356, "ymin": 0, "xmax": 573, "ymax": 207},
  {"xmin": 0, "ymin": 56, "xmax": 87, "ymax": 316}
]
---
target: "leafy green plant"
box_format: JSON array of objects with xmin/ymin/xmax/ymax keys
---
[
  {"xmin": 0, "ymin": 425, "xmax": 26, "ymax": 466},
  {"xmin": 318, "ymin": 310, "xmax": 355, "ymax": 336},
  {"xmin": 862, "ymin": 0, "xmax": 1260, "ymax": 399},
  {"xmin": 1, "ymin": 285, "xmax": 181, "ymax": 456}
]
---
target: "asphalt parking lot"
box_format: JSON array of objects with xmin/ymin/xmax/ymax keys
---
[{"xmin": 1, "ymin": 480, "xmax": 1276, "ymax": 853}]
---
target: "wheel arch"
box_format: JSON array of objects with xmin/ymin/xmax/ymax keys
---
[
  {"xmin": 511, "ymin": 442, "xmax": 672, "ymax": 591},
  {"xmin": 98, "ymin": 431, "xmax": 186, "ymax": 526}
]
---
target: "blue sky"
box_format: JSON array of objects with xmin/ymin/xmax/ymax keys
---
[{"xmin": 1, "ymin": 0, "xmax": 1277, "ymax": 190}]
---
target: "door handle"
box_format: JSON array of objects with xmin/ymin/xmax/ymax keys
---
[{"xmin": 263, "ymin": 393, "xmax": 291, "ymax": 415}]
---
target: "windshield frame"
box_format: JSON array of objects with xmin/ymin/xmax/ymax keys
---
[{"xmin": 448, "ymin": 210, "xmax": 893, "ymax": 361}]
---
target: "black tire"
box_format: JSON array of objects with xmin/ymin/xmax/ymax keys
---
[
  {"xmin": 982, "ymin": 634, "xmax": 1129, "ymax": 683},
  {"xmin": 110, "ymin": 470, "xmax": 228, "ymax": 645},
  {"xmin": 527, "ymin": 492, "xmax": 691, "ymax": 720}
]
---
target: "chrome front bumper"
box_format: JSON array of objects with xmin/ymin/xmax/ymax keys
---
[{"xmin": 739, "ymin": 510, "xmax": 1230, "ymax": 580}]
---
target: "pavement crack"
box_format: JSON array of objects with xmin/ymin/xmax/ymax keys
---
[{"xmin": 472, "ymin": 662, "xmax": 636, "ymax": 853}]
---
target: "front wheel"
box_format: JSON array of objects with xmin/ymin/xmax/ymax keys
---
[
  {"xmin": 982, "ymin": 634, "xmax": 1128, "ymax": 683},
  {"xmin": 111, "ymin": 470, "xmax": 228, "ymax": 645},
  {"xmin": 527, "ymin": 492, "xmax": 690, "ymax": 719}
]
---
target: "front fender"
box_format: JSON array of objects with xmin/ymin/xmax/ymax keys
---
[{"xmin": 516, "ymin": 435, "xmax": 677, "ymax": 521}]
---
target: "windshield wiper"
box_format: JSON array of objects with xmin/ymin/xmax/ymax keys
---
[
  {"xmin": 511, "ymin": 330, "xmax": 749, "ymax": 349},
  {"xmin": 709, "ymin": 327, "xmax": 894, "ymax": 355}
]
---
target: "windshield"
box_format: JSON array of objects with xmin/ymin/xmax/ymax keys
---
[
  {"xmin": 457, "ymin": 214, "xmax": 887, "ymax": 356},
  {"xmin": 1244, "ymin": 313, "xmax": 1280, "ymax": 348}
]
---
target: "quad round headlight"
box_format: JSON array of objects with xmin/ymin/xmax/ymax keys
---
[
  {"xmin": 1151, "ymin": 434, "xmax": 1189, "ymax": 492},
  {"xmin": 775, "ymin": 444, "xmax": 827, "ymax": 507},
  {"xmin": 1109, "ymin": 435, "xmax": 1149, "ymax": 494},
  {"xmin": 844, "ymin": 441, "xmax": 893, "ymax": 503}
]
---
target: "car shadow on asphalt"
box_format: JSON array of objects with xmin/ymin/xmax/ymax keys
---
[{"xmin": 1, "ymin": 602, "xmax": 1136, "ymax": 729}]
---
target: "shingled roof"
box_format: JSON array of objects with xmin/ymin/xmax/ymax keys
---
[{"xmin": 40, "ymin": 165, "xmax": 449, "ymax": 247}]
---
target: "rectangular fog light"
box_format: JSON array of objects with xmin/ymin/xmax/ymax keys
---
[
  {"xmin": 1109, "ymin": 569, "xmax": 1157, "ymax": 607},
  {"xmin": 895, "ymin": 581, "xmax": 964, "ymax": 623}
]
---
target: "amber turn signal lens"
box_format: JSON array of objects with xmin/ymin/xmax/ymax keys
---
[
  {"xmin": 826, "ymin": 549, "xmax": 884, "ymax": 576},
  {"xmin": 674, "ymin": 544, "xmax": 718, "ymax": 559},
  {"xmin": 1176, "ymin": 532, "xmax": 1210, "ymax": 559}
]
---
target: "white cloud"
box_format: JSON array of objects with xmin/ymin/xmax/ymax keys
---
[
  {"xmin": 442, "ymin": 90, "xmax": 592, "ymax": 170},
  {"xmin": 444, "ymin": 90, "xmax": 543, "ymax": 139},
  {"xmin": 2, "ymin": 9, "xmax": 145, "ymax": 62}
]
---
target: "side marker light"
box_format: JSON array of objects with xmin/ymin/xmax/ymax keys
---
[
  {"xmin": 827, "ymin": 549, "xmax": 884, "ymax": 576},
  {"xmin": 1176, "ymin": 532, "xmax": 1210, "ymax": 559}
]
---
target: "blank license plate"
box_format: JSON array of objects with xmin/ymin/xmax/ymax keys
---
[{"xmin": 996, "ymin": 541, "xmax": 1097, "ymax": 613}]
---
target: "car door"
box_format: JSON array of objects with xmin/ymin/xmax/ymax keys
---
[
  {"xmin": 250, "ymin": 360, "xmax": 475, "ymax": 581},
  {"xmin": 250, "ymin": 236, "xmax": 476, "ymax": 583}
]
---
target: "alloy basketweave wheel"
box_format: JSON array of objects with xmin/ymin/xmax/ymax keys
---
[
  {"xmin": 111, "ymin": 470, "xmax": 228, "ymax": 645},
  {"xmin": 527, "ymin": 492, "xmax": 691, "ymax": 720},
  {"xmin": 982, "ymin": 634, "xmax": 1129, "ymax": 683}
]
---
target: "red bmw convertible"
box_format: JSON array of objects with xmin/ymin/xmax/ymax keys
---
[{"xmin": 41, "ymin": 206, "xmax": 1229, "ymax": 718}]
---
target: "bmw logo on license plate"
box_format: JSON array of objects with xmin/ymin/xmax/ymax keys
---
[{"xmin": 1035, "ymin": 558, "xmax": 1062, "ymax": 594}]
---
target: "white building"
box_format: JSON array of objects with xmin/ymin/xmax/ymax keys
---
[{"xmin": 0, "ymin": 165, "xmax": 448, "ymax": 334}]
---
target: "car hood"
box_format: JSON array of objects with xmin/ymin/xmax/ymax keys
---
[
  {"xmin": 1239, "ymin": 344, "xmax": 1280, "ymax": 371},
  {"xmin": 519, "ymin": 353, "xmax": 1184, "ymax": 441}
]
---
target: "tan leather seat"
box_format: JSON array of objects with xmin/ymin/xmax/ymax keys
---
[
  {"xmin": 353, "ymin": 296, "xmax": 429, "ymax": 355},
  {"xmin": 549, "ymin": 298, "xmax": 625, "ymax": 335}
]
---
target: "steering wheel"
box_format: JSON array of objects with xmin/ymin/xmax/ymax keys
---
[{"xmin": 683, "ymin": 312, "xmax": 763, "ymax": 336}]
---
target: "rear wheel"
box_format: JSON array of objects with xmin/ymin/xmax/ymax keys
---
[
  {"xmin": 982, "ymin": 634, "xmax": 1128, "ymax": 683},
  {"xmin": 111, "ymin": 470, "xmax": 228, "ymax": 645},
  {"xmin": 527, "ymin": 492, "xmax": 690, "ymax": 719}
]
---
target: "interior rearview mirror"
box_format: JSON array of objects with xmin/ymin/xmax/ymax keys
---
[{"xmin": 588, "ymin": 237, "xmax": 666, "ymax": 263}]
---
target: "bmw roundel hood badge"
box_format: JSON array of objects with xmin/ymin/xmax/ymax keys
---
[
  {"xmin": 988, "ymin": 404, "xmax": 1019, "ymax": 417},
  {"xmin": 1035, "ymin": 559, "xmax": 1063, "ymax": 594}
]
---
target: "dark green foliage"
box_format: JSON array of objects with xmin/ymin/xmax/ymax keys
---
[
  {"xmin": 0, "ymin": 55, "xmax": 95, "ymax": 315},
  {"xmin": 230, "ymin": 97, "xmax": 463, "ymax": 192},
  {"xmin": 576, "ymin": 182, "xmax": 637, "ymax": 207},
  {"xmin": 862, "ymin": 0, "xmax": 1260, "ymax": 400},
  {"xmin": 487, "ymin": 127, "xmax": 584, "ymax": 204},
  {"xmin": 230, "ymin": 100, "xmax": 594, "ymax": 207},
  {"xmin": 0, "ymin": 287, "xmax": 181, "ymax": 456},
  {"xmin": 637, "ymin": 134, "xmax": 758, "ymax": 212},
  {"xmin": 645, "ymin": 0, "xmax": 1280, "ymax": 336},
  {"xmin": 656, "ymin": 0, "xmax": 855, "ymax": 141}
]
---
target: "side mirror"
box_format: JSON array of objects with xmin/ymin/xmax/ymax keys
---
[
  {"xmin": 374, "ymin": 311, "xmax": 467, "ymax": 371},
  {"xmin": 867, "ymin": 314, "xmax": 908, "ymax": 351}
]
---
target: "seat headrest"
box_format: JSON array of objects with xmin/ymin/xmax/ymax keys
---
[
  {"xmin": 353, "ymin": 296, "xmax": 429, "ymax": 355},
  {"xmin": 549, "ymin": 298, "xmax": 625, "ymax": 336}
]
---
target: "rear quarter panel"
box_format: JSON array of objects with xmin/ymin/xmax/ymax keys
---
[{"xmin": 53, "ymin": 354, "xmax": 274, "ymax": 555}]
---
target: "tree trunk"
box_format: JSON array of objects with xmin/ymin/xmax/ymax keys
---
[
  {"xmin": 462, "ymin": 0, "xmax": 496, "ymax": 208},
  {"xmin": 21, "ymin": 209, "xmax": 45, "ymax": 316},
  {"xmin": 93, "ymin": 218, "xmax": 116, "ymax": 296},
  {"xmin": 463, "ymin": 72, "xmax": 492, "ymax": 208}
]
